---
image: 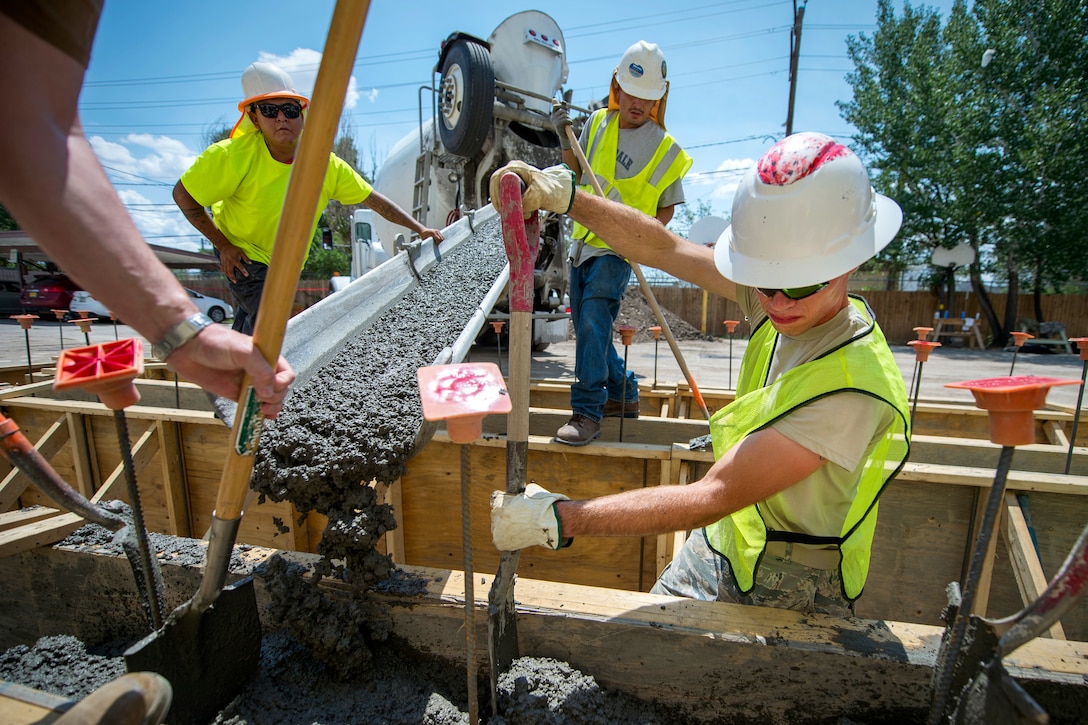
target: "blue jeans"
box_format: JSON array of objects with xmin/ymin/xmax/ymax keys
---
[{"xmin": 569, "ymin": 254, "xmax": 638, "ymax": 421}]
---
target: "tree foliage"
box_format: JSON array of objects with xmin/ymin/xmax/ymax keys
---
[{"xmin": 839, "ymin": 0, "xmax": 1088, "ymax": 344}]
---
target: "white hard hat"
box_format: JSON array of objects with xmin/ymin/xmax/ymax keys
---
[
  {"xmin": 614, "ymin": 41, "xmax": 668, "ymax": 101},
  {"xmin": 237, "ymin": 61, "xmax": 309, "ymax": 112},
  {"xmin": 713, "ymin": 132, "xmax": 903, "ymax": 288}
]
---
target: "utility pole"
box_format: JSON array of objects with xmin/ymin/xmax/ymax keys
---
[{"xmin": 785, "ymin": 0, "xmax": 806, "ymax": 136}]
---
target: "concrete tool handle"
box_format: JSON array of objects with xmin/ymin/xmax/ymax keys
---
[
  {"xmin": 562, "ymin": 123, "xmax": 711, "ymax": 420},
  {"xmin": 215, "ymin": 0, "xmax": 372, "ymax": 521},
  {"xmin": 497, "ymin": 173, "xmax": 539, "ymax": 461}
]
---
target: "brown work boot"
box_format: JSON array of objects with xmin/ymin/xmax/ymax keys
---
[
  {"xmin": 55, "ymin": 672, "xmax": 172, "ymax": 725},
  {"xmin": 556, "ymin": 414, "xmax": 601, "ymax": 446},
  {"xmin": 603, "ymin": 399, "xmax": 640, "ymax": 419}
]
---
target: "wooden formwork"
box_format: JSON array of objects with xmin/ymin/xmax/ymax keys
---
[{"xmin": 1, "ymin": 375, "xmax": 1087, "ymax": 644}]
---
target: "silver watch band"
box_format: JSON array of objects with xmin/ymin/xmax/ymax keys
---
[{"xmin": 152, "ymin": 313, "xmax": 214, "ymax": 360}]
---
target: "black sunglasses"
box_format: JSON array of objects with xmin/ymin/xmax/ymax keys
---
[
  {"xmin": 754, "ymin": 282, "xmax": 829, "ymax": 301},
  {"xmin": 254, "ymin": 101, "xmax": 302, "ymax": 119}
]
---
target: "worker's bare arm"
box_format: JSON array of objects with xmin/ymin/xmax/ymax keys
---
[
  {"xmin": 172, "ymin": 181, "xmax": 250, "ymax": 282},
  {"xmin": 363, "ymin": 190, "xmax": 445, "ymax": 243},
  {"xmin": 568, "ymin": 192, "xmax": 737, "ymax": 300},
  {"xmin": 556, "ymin": 427, "xmax": 825, "ymax": 537}
]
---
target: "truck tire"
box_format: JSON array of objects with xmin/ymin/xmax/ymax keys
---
[{"xmin": 438, "ymin": 39, "xmax": 494, "ymax": 158}]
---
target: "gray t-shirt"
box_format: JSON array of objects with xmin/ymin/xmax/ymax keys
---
[
  {"xmin": 738, "ymin": 287, "xmax": 897, "ymax": 539},
  {"xmin": 573, "ymin": 112, "xmax": 686, "ymax": 265}
]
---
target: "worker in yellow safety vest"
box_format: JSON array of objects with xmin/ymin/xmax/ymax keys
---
[
  {"xmin": 549, "ymin": 40, "xmax": 692, "ymax": 446},
  {"xmin": 488, "ymin": 132, "xmax": 910, "ymax": 616}
]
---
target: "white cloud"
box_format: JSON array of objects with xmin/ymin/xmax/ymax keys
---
[
  {"xmin": 258, "ymin": 48, "xmax": 359, "ymax": 110},
  {"xmin": 88, "ymin": 134, "xmax": 197, "ymax": 181},
  {"xmin": 364, "ymin": 87, "xmax": 379, "ymax": 103},
  {"xmin": 685, "ymin": 156, "xmax": 753, "ymax": 211}
]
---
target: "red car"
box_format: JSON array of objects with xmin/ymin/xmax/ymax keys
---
[{"xmin": 19, "ymin": 274, "xmax": 81, "ymax": 312}]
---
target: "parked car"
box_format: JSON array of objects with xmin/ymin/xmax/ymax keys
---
[
  {"xmin": 19, "ymin": 274, "xmax": 80, "ymax": 312},
  {"xmin": 69, "ymin": 287, "xmax": 234, "ymax": 324},
  {"xmin": 0, "ymin": 280, "xmax": 22, "ymax": 314}
]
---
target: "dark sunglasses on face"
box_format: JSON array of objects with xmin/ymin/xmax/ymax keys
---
[
  {"xmin": 254, "ymin": 101, "xmax": 302, "ymax": 119},
  {"xmin": 754, "ymin": 282, "xmax": 830, "ymax": 301}
]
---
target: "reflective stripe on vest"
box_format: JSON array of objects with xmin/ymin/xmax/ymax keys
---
[
  {"xmin": 704, "ymin": 296, "xmax": 911, "ymax": 601},
  {"xmin": 572, "ymin": 110, "xmax": 693, "ymax": 250}
]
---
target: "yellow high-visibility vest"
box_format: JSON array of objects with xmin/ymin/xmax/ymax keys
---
[{"xmin": 704, "ymin": 296, "xmax": 910, "ymax": 601}]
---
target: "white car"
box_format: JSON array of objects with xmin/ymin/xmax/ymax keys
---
[{"xmin": 69, "ymin": 287, "xmax": 234, "ymax": 324}]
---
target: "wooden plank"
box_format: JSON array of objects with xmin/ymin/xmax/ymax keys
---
[
  {"xmin": 1043, "ymin": 420, "xmax": 1069, "ymax": 448},
  {"xmin": 0, "ymin": 512, "xmax": 83, "ymax": 557},
  {"xmin": 157, "ymin": 421, "xmax": 191, "ymax": 538},
  {"xmin": 1, "ymin": 396, "xmax": 218, "ymax": 425},
  {"xmin": 92, "ymin": 422, "xmax": 160, "ymax": 503},
  {"xmin": 968, "ymin": 489, "xmax": 1002, "ymax": 617},
  {"xmin": 65, "ymin": 412, "xmax": 97, "ymax": 498},
  {"xmin": 1002, "ymin": 492, "xmax": 1065, "ymax": 640},
  {"xmin": 385, "ymin": 477, "xmax": 404, "ymax": 563},
  {"xmin": 0, "ymin": 507, "xmax": 59, "ymax": 532},
  {"xmin": 0, "ymin": 416, "xmax": 69, "ymax": 512},
  {"xmin": 0, "ymin": 681, "xmax": 68, "ymax": 725}
]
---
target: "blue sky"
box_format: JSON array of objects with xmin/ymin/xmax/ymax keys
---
[{"xmin": 81, "ymin": 0, "xmax": 956, "ymax": 252}]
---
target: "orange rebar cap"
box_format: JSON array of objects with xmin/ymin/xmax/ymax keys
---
[{"xmin": 945, "ymin": 376, "xmax": 1080, "ymax": 446}]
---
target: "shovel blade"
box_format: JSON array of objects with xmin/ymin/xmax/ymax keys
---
[{"xmin": 124, "ymin": 578, "xmax": 261, "ymax": 725}]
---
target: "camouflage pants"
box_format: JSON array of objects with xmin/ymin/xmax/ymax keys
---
[{"xmin": 650, "ymin": 528, "xmax": 855, "ymax": 617}]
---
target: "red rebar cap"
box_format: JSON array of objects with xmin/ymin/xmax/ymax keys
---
[
  {"xmin": 54, "ymin": 339, "xmax": 144, "ymax": 410},
  {"xmin": 1071, "ymin": 337, "xmax": 1088, "ymax": 362},
  {"xmin": 945, "ymin": 376, "xmax": 1080, "ymax": 446},
  {"xmin": 913, "ymin": 326, "xmax": 933, "ymax": 341},
  {"xmin": 417, "ymin": 362, "xmax": 512, "ymax": 444},
  {"xmin": 724, "ymin": 320, "xmax": 739, "ymax": 333},
  {"xmin": 618, "ymin": 325, "xmax": 636, "ymax": 346},
  {"xmin": 1010, "ymin": 331, "xmax": 1033, "ymax": 348},
  {"xmin": 10, "ymin": 314, "xmax": 38, "ymax": 330},
  {"xmin": 908, "ymin": 339, "xmax": 941, "ymax": 363}
]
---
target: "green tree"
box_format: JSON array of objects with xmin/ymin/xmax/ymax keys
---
[
  {"xmin": 302, "ymin": 244, "xmax": 350, "ymax": 278},
  {"xmin": 840, "ymin": 0, "xmax": 1088, "ymax": 345},
  {"xmin": 324, "ymin": 120, "xmax": 368, "ymax": 250}
]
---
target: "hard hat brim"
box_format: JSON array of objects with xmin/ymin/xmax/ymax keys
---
[
  {"xmin": 236, "ymin": 92, "xmax": 310, "ymax": 113},
  {"xmin": 713, "ymin": 192, "xmax": 902, "ymax": 288}
]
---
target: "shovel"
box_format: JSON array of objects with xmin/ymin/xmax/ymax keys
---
[
  {"xmin": 940, "ymin": 521, "xmax": 1088, "ymax": 724},
  {"xmin": 123, "ymin": 3, "xmax": 371, "ymax": 723},
  {"xmin": 488, "ymin": 172, "xmax": 540, "ymax": 713}
]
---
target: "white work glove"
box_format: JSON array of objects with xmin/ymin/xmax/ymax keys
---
[
  {"xmin": 551, "ymin": 102, "xmax": 572, "ymax": 150},
  {"xmin": 488, "ymin": 161, "xmax": 575, "ymax": 218},
  {"xmin": 490, "ymin": 482, "xmax": 571, "ymax": 551}
]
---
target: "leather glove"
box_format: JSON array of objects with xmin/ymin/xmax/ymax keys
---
[
  {"xmin": 551, "ymin": 102, "xmax": 572, "ymax": 150},
  {"xmin": 490, "ymin": 482, "xmax": 571, "ymax": 550},
  {"xmin": 489, "ymin": 161, "xmax": 576, "ymax": 218}
]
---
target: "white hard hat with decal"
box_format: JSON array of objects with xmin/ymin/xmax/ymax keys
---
[
  {"xmin": 714, "ymin": 132, "xmax": 903, "ymax": 287},
  {"xmin": 614, "ymin": 41, "xmax": 668, "ymax": 101}
]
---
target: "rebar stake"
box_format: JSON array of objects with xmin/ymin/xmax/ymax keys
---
[
  {"xmin": 10, "ymin": 314, "xmax": 38, "ymax": 382},
  {"xmin": 649, "ymin": 326, "xmax": 661, "ymax": 388},
  {"xmin": 417, "ymin": 362, "xmax": 511, "ymax": 725},
  {"xmin": 907, "ymin": 339, "xmax": 941, "ymax": 427},
  {"xmin": 71, "ymin": 317, "xmax": 94, "ymax": 347},
  {"xmin": 1008, "ymin": 331, "xmax": 1032, "ymax": 375},
  {"xmin": 51, "ymin": 309, "xmax": 67, "ymax": 350},
  {"xmin": 617, "ymin": 326, "xmax": 636, "ymax": 442},
  {"xmin": 724, "ymin": 320, "xmax": 739, "ymax": 389},
  {"xmin": 490, "ymin": 320, "xmax": 505, "ymax": 377},
  {"xmin": 1066, "ymin": 337, "xmax": 1088, "ymax": 475},
  {"xmin": 929, "ymin": 375, "xmax": 1080, "ymax": 724}
]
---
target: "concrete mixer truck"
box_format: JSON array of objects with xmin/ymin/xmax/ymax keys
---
[{"xmin": 371, "ymin": 10, "xmax": 578, "ymax": 349}]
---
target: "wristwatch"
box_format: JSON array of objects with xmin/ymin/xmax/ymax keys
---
[{"xmin": 152, "ymin": 312, "xmax": 214, "ymax": 360}]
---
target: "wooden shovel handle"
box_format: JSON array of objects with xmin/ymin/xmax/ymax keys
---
[{"xmin": 216, "ymin": 0, "xmax": 372, "ymax": 519}]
